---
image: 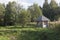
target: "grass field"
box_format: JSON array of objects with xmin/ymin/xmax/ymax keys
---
[
  {"xmin": 0, "ymin": 28, "xmax": 48, "ymax": 40},
  {"xmin": 0, "ymin": 22, "xmax": 59, "ymax": 40},
  {"xmin": 0, "ymin": 36, "xmax": 10, "ymax": 40}
]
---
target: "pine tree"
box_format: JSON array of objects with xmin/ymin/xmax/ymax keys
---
[
  {"xmin": 49, "ymin": 0, "xmax": 58, "ymax": 21},
  {"xmin": 43, "ymin": 0, "xmax": 50, "ymax": 19}
]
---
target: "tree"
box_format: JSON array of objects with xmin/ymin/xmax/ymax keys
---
[
  {"xmin": 43, "ymin": 0, "xmax": 50, "ymax": 19},
  {"xmin": 28, "ymin": 3, "xmax": 42, "ymax": 22},
  {"xmin": 0, "ymin": 3, "xmax": 5, "ymax": 26},
  {"xmin": 19, "ymin": 9, "xmax": 31, "ymax": 27},
  {"xmin": 50, "ymin": 0, "xmax": 58, "ymax": 9},
  {"xmin": 4, "ymin": 1, "xmax": 17, "ymax": 26},
  {"xmin": 49, "ymin": 0, "xmax": 58, "ymax": 21},
  {"xmin": 43, "ymin": 0, "xmax": 58, "ymax": 21},
  {"xmin": 14, "ymin": 4, "xmax": 22, "ymax": 26},
  {"xmin": 54, "ymin": 7, "xmax": 60, "ymax": 21}
]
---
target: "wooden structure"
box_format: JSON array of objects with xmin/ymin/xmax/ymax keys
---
[{"xmin": 36, "ymin": 16, "xmax": 50, "ymax": 28}]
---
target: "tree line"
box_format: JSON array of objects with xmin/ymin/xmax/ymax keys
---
[
  {"xmin": 43, "ymin": 0, "xmax": 60, "ymax": 21},
  {"xmin": 0, "ymin": 0, "xmax": 60, "ymax": 26}
]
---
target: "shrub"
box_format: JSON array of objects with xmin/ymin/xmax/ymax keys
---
[{"xmin": 17, "ymin": 29, "xmax": 60, "ymax": 40}]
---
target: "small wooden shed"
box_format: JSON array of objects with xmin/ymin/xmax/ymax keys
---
[{"xmin": 36, "ymin": 16, "xmax": 50, "ymax": 28}]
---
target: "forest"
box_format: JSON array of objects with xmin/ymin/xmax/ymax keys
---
[{"xmin": 0, "ymin": 0, "xmax": 60, "ymax": 26}]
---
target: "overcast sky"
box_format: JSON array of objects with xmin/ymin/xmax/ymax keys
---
[{"xmin": 0, "ymin": 0, "xmax": 60, "ymax": 9}]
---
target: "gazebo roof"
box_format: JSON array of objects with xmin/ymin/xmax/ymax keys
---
[{"xmin": 36, "ymin": 15, "xmax": 50, "ymax": 21}]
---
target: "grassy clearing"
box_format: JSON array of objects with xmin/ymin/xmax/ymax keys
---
[
  {"xmin": 0, "ymin": 28, "xmax": 49, "ymax": 40},
  {"xmin": 0, "ymin": 36, "xmax": 10, "ymax": 40},
  {"xmin": 0, "ymin": 22, "xmax": 59, "ymax": 40}
]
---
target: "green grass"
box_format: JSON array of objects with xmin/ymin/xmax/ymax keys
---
[
  {"xmin": 0, "ymin": 22, "xmax": 37, "ymax": 29},
  {"xmin": 0, "ymin": 22, "xmax": 56, "ymax": 40},
  {"xmin": 0, "ymin": 36, "xmax": 10, "ymax": 40},
  {"xmin": 0, "ymin": 28, "xmax": 46, "ymax": 40}
]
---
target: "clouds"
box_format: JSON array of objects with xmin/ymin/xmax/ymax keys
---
[
  {"xmin": 0, "ymin": 0, "xmax": 17, "ymax": 4},
  {"xmin": 55, "ymin": 0, "xmax": 60, "ymax": 5},
  {"xmin": 0, "ymin": 0, "xmax": 60, "ymax": 9},
  {"xmin": 55, "ymin": 0, "xmax": 60, "ymax": 3},
  {"xmin": 19, "ymin": 0, "xmax": 44, "ymax": 8},
  {"xmin": 18, "ymin": 0, "xmax": 33, "ymax": 9}
]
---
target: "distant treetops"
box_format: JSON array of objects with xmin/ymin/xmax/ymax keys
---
[
  {"xmin": 0, "ymin": 0, "xmax": 60, "ymax": 26},
  {"xmin": 43, "ymin": 0, "xmax": 60, "ymax": 21}
]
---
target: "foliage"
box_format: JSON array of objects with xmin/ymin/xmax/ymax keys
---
[
  {"xmin": 17, "ymin": 28, "xmax": 60, "ymax": 40},
  {"xmin": 50, "ymin": 0, "xmax": 58, "ymax": 9},
  {"xmin": 28, "ymin": 3, "xmax": 42, "ymax": 22},
  {"xmin": 43, "ymin": 0, "xmax": 59, "ymax": 21},
  {"xmin": 4, "ymin": 1, "xmax": 17, "ymax": 26},
  {"xmin": 0, "ymin": 3, "xmax": 5, "ymax": 25},
  {"xmin": 49, "ymin": 0, "xmax": 58, "ymax": 21},
  {"xmin": 0, "ymin": 0, "xmax": 59, "ymax": 26},
  {"xmin": 19, "ymin": 9, "xmax": 31, "ymax": 27},
  {"xmin": 43, "ymin": 0, "xmax": 50, "ymax": 20},
  {"xmin": 0, "ymin": 26, "xmax": 60, "ymax": 40},
  {"xmin": 53, "ymin": 24, "xmax": 60, "ymax": 31}
]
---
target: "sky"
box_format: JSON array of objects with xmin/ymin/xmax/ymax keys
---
[{"xmin": 0, "ymin": 0, "xmax": 60, "ymax": 9}]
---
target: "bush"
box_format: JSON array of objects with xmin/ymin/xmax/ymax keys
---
[
  {"xmin": 17, "ymin": 29, "xmax": 60, "ymax": 40},
  {"xmin": 55, "ymin": 24, "xmax": 60, "ymax": 30}
]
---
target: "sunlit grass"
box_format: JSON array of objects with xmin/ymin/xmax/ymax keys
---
[{"xmin": 0, "ymin": 36, "xmax": 10, "ymax": 40}]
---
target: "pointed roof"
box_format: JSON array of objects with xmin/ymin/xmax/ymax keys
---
[{"xmin": 36, "ymin": 15, "xmax": 50, "ymax": 21}]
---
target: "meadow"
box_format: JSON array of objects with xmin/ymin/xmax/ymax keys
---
[{"xmin": 0, "ymin": 22, "xmax": 60, "ymax": 40}]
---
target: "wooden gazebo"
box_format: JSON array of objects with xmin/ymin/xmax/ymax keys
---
[{"xmin": 36, "ymin": 16, "xmax": 50, "ymax": 28}]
